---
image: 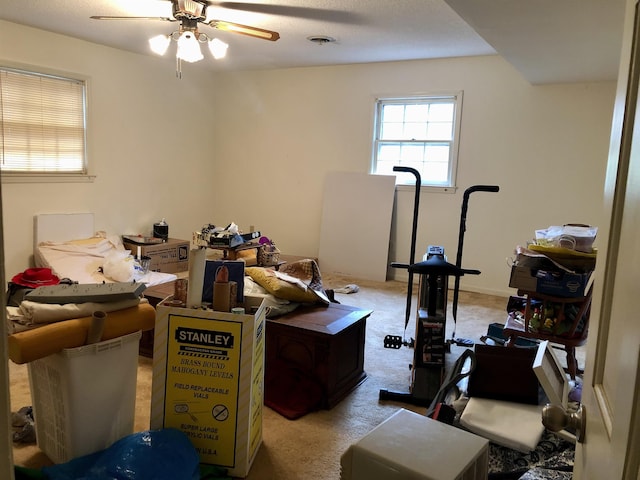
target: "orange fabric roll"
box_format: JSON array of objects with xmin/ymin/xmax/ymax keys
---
[{"xmin": 7, "ymin": 303, "xmax": 156, "ymax": 364}]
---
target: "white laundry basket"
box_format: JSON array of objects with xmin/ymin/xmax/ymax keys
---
[{"xmin": 27, "ymin": 330, "xmax": 141, "ymax": 463}]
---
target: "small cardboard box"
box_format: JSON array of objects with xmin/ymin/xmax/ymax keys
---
[
  {"xmin": 123, "ymin": 238, "xmax": 190, "ymax": 273},
  {"xmin": 535, "ymin": 270, "xmax": 592, "ymax": 297},
  {"xmin": 150, "ymin": 296, "xmax": 266, "ymax": 478},
  {"xmin": 509, "ymin": 265, "xmax": 592, "ymax": 297},
  {"xmin": 508, "ymin": 265, "xmax": 538, "ymax": 292}
]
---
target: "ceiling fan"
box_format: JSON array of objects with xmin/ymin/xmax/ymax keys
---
[{"xmin": 91, "ymin": 0, "xmax": 280, "ymax": 76}]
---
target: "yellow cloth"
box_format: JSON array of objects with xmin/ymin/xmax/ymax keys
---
[
  {"xmin": 245, "ymin": 266, "xmax": 325, "ymax": 304},
  {"xmin": 7, "ymin": 303, "xmax": 155, "ymax": 364}
]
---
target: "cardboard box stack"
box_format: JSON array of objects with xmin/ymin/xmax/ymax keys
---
[{"xmin": 509, "ymin": 225, "xmax": 597, "ymax": 298}]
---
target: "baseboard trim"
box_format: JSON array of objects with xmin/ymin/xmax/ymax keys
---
[{"xmin": 388, "ymin": 270, "xmax": 512, "ymax": 299}]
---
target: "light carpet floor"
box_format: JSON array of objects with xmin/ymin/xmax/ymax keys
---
[{"xmin": 9, "ymin": 273, "xmax": 586, "ymax": 479}]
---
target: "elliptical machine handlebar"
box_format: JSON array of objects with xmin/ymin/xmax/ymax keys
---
[
  {"xmin": 463, "ymin": 185, "xmax": 500, "ymax": 196},
  {"xmin": 390, "ymin": 263, "xmax": 480, "ymax": 275}
]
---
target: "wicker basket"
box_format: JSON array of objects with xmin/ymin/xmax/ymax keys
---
[{"xmin": 258, "ymin": 245, "xmax": 281, "ymax": 266}]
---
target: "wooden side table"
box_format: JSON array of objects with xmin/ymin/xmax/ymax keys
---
[
  {"xmin": 265, "ymin": 303, "xmax": 372, "ymax": 409},
  {"xmin": 139, "ymin": 280, "xmax": 177, "ymax": 357},
  {"xmin": 503, "ymin": 286, "xmax": 593, "ymax": 379}
]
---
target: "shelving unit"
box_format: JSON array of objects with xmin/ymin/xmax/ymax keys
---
[{"xmin": 503, "ymin": 284, "xmax": 593, "ymax": 379}]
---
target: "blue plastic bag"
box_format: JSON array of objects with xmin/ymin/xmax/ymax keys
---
[{"xmin": 42, "ymin": 428, "xmax": 200, "ymax": 480}]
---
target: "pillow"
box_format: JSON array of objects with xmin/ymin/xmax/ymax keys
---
[{"xmin": 245, "ymin": 267, "xmax": 321, "ymax": 304}]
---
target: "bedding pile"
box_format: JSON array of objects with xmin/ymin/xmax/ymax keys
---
[
  {"xmin": 6, "ymin": 231, "xmax": 176, "ymax": 335},
  {"xmin": 35, "ymin": 231, "xmax": 177, "ymax": 286}
]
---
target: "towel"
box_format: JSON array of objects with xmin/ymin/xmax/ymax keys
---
[
  {"xmin": 8, "ymin": 303, "xmax": 156, "ymax": 364},
  {"xmin": 459, "ymin": 397, "xmax": 544, "ymax": 453},
  {"xmin": 18, "ymin": 297, "xmax": 143, "ymax": 325}
]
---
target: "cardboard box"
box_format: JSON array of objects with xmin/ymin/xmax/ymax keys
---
[
  {"xmin": 150, "ymin": 297, "xmax": 266, "ymax": 478},
  {"xmin": 509, "ymin": 265, "xmax": 592, "ymax": 297},
  {"xmin": 508, "ymin": 265, "xmax": 538, "ymax": 292},
  {"xmin": 123, "ymin": 238, "xmax": 190, "ymax": 273}
]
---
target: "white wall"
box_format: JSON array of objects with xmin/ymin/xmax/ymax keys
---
[
  {"xmin": 208, "ymin": 58, "xmax": 616, "ymax": 296},
  {"xmin": 1, "ymin": 20, "xmax": 616, "ymax": 297},
  {"xmin": 0, "ymin": 20, "xmax": 220, "ymax": 278}
]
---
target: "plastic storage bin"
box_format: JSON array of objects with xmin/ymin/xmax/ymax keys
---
[{"xmin": 27, "ymin": 330, "xmax": 141, "ymax": 463}]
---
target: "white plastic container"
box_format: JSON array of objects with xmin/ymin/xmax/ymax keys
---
[{"xmin": 27, "ymin": 330, "xmax": 141, "ymax": 463}]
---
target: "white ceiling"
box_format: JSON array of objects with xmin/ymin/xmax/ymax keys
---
[{"xmin": 0, "ymin": 0, "xmax": 626, "ymax": 84}]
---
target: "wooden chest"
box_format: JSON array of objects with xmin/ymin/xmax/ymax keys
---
[{"xmin": 265, "ymin": 303, "xmax": 371, "ymax": 410}]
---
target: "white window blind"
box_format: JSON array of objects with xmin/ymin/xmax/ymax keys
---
[{"xmin": 0, "ymin": 67, "xmax": 87, "ymax": 175}]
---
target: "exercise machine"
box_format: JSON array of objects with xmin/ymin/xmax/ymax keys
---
[{"xmin": 379, "ymin": 166, "xmax": 499, "ymax": 406}]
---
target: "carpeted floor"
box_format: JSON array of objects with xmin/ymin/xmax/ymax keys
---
[{"xmin": 9, "ymin": 273, "xmax": 586, "ymax": 479}]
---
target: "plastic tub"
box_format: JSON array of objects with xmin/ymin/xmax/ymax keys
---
[{"xmin": 27, "ymin": 330, "xmax": 141, "ymax": 463}]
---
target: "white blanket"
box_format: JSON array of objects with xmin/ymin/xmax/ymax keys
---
[{"xmin": 35, "ymin": 234, "xmax": 176, "ymax": 286}]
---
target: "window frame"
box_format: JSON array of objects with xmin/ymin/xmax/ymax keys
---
[
  {"xmin": 0, "ymin": 63, "xmax": 94, "ymax": 184},
  {"xmin": 371, "ymin": 92, "xmax": 463, "ymax": 193}
]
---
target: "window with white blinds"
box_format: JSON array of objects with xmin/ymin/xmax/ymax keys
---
[{"xmin": 0, "ymin": 66, "xmax": 87, "ymax": 176}]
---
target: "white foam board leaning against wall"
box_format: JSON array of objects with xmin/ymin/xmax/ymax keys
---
[{"xmin": 319, "ymin": 172, "xmax": 396, "ymax": 282}]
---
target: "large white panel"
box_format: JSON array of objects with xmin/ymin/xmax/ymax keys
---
[{"xmin": 319, "ymin": 172, "xmax": 395, "ymax": 281}]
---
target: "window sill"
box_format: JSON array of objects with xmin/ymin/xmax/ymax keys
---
[
  {"xmin": 1, "ymin": 173, "xmax": 96, "ymax": 184},
  {"xmin": 396, "ymin": 184, "xmax": 457, "ymax": 194}
]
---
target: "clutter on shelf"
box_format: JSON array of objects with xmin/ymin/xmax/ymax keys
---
[
  {"xmin": 509, "ymin": 224, "xmax": 597, "ymax": 298},
  {"xmin": 193, "ymin": 222, "xmax": 261, "ymax": 249},
  {"xmin": 507, "ymin": 294, "xmax": 590, "ymax": 339},
  {"xmin": 504, "ymin": 223, "xmax": 598, "ymax": 379},
  {"xmin": 257, "ymin": 236, "xmax": 281, "ymax": 267},
  {"xmin": 533, "ymin": 224, "xmax": 598, "ymax": 253}
]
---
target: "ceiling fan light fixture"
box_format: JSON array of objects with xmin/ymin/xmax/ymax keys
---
[
  {"xmin": 209, "ymin": 38, "xmax": 229, "ymax": 59},
  {"xmin": 149, "ymin": 34, "xmax": 171, "ymax": 56},
  {"xmin": 177, "ymin": 30, "xmax": 204, "ymax": 62},
  {"xmin": 176, "ymin": 0, "xmax": 206, "ymax": 19}
]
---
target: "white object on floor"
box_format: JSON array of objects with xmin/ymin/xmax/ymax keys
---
[
  {"xmin": 459, "ymin": 397, "xmax": 544, "ymax": 453},
  {"xmin": 340, "ymin": 408, "xmax": 489, "ymax": 480},
  {"xmin": 460, "ymin": 340, "xmax": 577, "ymax": 452},
  {"xmin": 334, "ymin": 284, "xmax": 359, "ymax": 294}
]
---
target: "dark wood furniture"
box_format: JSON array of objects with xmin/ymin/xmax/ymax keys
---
[
  {"xmin": 138, "ymin": 258, "xmax": 319, "ymax": 357},
  {"xmin": 139, "ymin": 280, "xmax": 177, "ymax": 357},
  {"xmin": 265, "ymin": 303, "xmax": 372, "ymax": 409},
  {"xmin": 503, "ymin": 285, "xmax": 593, "ymax": 379}
]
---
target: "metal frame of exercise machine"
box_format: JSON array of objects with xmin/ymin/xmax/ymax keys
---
[{"xmin": 379, "ymin": 166, "xmax": 499, "ymax": 406}]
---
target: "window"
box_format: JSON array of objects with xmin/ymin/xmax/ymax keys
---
[
  {"xmin": 0, "ymin": 66, "xmax": 88, "ymax": 180},
  {"xmin": 371, "ymin": 93, "xmax": 462, "ymax": 189}
]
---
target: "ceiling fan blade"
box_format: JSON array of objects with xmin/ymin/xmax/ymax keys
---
[
  {"xmin": 207, "ymin": 20, "xmax": 279, "ymax": 41},
  {"xmin": 211, "ymin": 2, "xmax": 361, "ymax": 24},
  {"xmin": 90, "ymin": 16, "xmax": 176, "ymax": 22}
]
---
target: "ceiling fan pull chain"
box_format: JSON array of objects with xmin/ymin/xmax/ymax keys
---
[{"xmin": 176, "ymin": 56, "xmax": 182, "ymax": 79}]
